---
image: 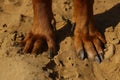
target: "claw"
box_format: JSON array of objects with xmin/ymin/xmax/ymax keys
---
[
  {"xmin": 48, "ymin": 49, "xmax": 54, "ymax": 59},
  {"xmin": 99, "ymin": 53, "xmax": 104, "ymax": 61},
  {"xmin": 95, "ymin": 53, "xmax": 104, "ymax": 64},
  {"xmin": 77, "ymin": 49, "xmax": 85, "ymax": 60},
  {"xmin": 71, "ymin": 23, "xmax": 76, "ymax": 32},
  {"xmin": 95, "ymin": 55, "xmax": 101, "ymax": 64}
]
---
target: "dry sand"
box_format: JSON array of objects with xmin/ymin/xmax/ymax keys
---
[{"xmin": 0, "ymin": 0, "xmax": 120, "ymax": 80}]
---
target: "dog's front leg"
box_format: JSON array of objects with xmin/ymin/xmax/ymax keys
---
[{"xmin": 73, "ymin": 0, "xmax": 106, "ymax": 63}]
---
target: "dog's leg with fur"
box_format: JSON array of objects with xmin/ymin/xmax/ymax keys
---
[
  {"xmin": 73, "ymin": 0, "xmax": 106, "ymax": 63},
  {"xmin": 22, "ymin": 0, "xmax": 56, "ymax": 58}
]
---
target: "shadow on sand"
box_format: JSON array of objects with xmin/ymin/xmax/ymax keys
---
[{"xmin": 56, "ymin": 3, "xmax": 120, "ymax": 43}]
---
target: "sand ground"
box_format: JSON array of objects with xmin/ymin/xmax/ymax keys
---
[{"xmin": 0, "ymin": 0, "xmax": 120, "ymax": 80}]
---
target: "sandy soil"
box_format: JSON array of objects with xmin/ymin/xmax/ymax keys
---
[{"xmin": 0, "ymin": 0, "xmax": 120, "ymax": 80}]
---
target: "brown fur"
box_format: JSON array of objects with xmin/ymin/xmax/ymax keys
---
[{"xmin": 23, "ymin": 0, "xmax": 106, "ymax": 62}]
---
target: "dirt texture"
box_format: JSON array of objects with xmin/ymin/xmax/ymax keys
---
[{"xmin": 0, "ymin": 0, "xmax": 120, "ymax": 80}]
